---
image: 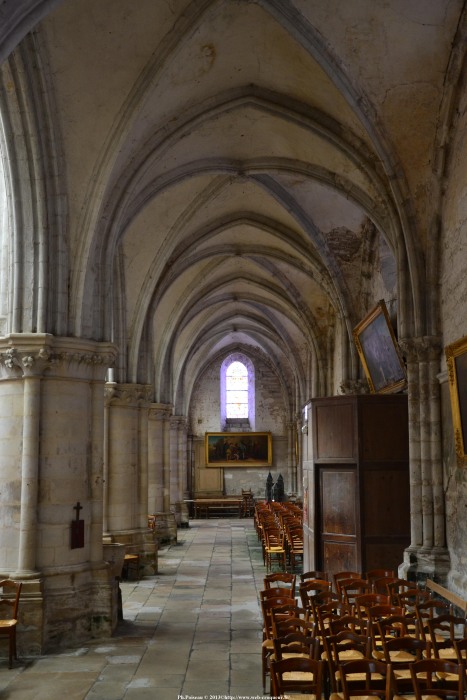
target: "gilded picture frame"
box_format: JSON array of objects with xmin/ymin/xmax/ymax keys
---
[
  {"xmin": 353, "ymin": 300, "xmax": 407, "ymax": 394},
  {"xmin": 445, "ymin": 336, "xmax": 467, "ymax": 465},
  {"xmin": 205, "ymin": 432, "xmax": 272, "ymax": 467}
]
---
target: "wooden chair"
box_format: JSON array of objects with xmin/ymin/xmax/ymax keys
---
[
  {"xmin": 339, "ymin": 658, "xmax": 393, "ymax": 700},
  {"xmin": 323, "ymin": 629, "xmax": 371, "ymax": 694},
  {"xmin": 0, "ymin": 579, "xmax": 22, "ymax": 669},
  {"xmin": 270, "ymin": 656, "xmax": 324, "ymax": 698},
  {"xmin": 427, "ymin": 613, "xmax": 467, "ymax": 661},
  {"xmin": 260, "ymin": 597, "xmax": 299, "ymax": 691},
  {"xmin": 367, "ymin": 604, "xmax": 404, "ymax": 655},
  {"xmin": 287, "ymin": 525, "xmax": 304, "ymax": 571},
  {"xmin": 379, "ymin": 635, "xmax": 426, "ymax": 695},
  {"xmin": 415, "ymin": 598, "xmax": 452, "ymax": 642},
  {"xmin": 410, "ymin": 658, "xmax": 464, "ymax": 700},
  {"xmin": 264, "ymin": 528, "xmax": 287, "ymax": 572}
]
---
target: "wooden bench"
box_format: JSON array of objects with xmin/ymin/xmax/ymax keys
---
[
  {"xmin": 426, "ymin": 578, "xmax": 467, "ymax": 613},
  {"xmin": 122, "ymin": 553, "xmax": 140, "ymax": 580},
  {"xmin": 193, "ymin": 498, "xmax": 243, "ymax": 518}
]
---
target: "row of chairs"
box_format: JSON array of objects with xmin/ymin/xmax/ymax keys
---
[
  {"xmin": 270, "ymin": 655, "xmax": 465, "ymax": 700},
  {"xmin": 254, "ymin": 501, "xmax": 303, "ymax": 572},
  {"xmin": 260, "ymin": 569, "xmax": 467, "ymax": 697}
]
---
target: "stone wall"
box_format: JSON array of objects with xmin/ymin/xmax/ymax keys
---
[
  {"xmin": 439, "ymin": 85, "xmax": 467, "ymax": 597},
  {"xmin": 189, "ymin": 353, "xmax": 292, "ymax": 498}
]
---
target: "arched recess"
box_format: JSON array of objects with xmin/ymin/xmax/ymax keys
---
[{"xmin": 0, "ymin": 35, "xmax": 68, "ymax": 335}]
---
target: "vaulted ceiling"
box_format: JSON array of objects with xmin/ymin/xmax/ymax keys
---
[{"xmin": 1, "ymin": 0, "xmax": 465, "ymax": 413}]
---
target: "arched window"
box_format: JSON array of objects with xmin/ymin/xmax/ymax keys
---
[
  {"xmin": 226, "ymin": 361, "xmax": 248, "ymax": 418},
  {"xmin": 220, "ymin": 354, "xmax": 255, "ymax": 430}
]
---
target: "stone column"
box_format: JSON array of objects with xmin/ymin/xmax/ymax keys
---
[
  {"xmin": 400, "ymin": 336, "xmax": 450, "ymax": 582},
  {"xmin": 169, "ymin": 416, "xmax": 180, "ymax": 508},
  {"xmin": 104, "ymin": 382, "xmax": 156, "ymax": 574},
  {"xmin": 104, "ymin": 383, "xmax": 152, "ymax": 534},
  {"xmin": 0, "ymin": 333, "xmax": 117, "ymax": 654},
  {"xmin": 147, "ymin": 403, "xmax": 172, "ymax": 513}
]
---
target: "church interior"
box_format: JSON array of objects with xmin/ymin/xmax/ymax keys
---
[{"xmin": 0, "ymin": 0, "xmax": 467, "ymax": 657}]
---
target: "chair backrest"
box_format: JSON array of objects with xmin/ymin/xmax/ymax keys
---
[
  {"xmin": 410, "ymin": 658, "xmax": 464, "ymax": 700},
  {"xmin": 377, "ymin": 613, "xmax": 419, "ymax": 641},
  {"xmin": 260, "ymin": 586, "xmax": 294, "ymax": 601},
  {"xmin": 454, "ymin": 637, "xmax": 467, "ymax": 664},
  {"xmin": 270, "ymin": 656, "xmax": 324, "ymax": 697},
  {"xmin": 265, "ymin": 528, "xmax": 285, "ymax": 548},
  {"xmin": 385, "ymin": 578, "xmax": 417, "ymax": 601},
  {"xmin": 415, "ymin": 599, "xmax": 453, "ymax": 640},
  {"xmin": 272, "ymin": 614, "xmax": 316, "ymax": 639},
  {"xmin": 260, "ymin": 597, "xmax": 298, "ymax": 639},
  {"xmin": 355, "ymin": 593, "xmax": 390, "ymax": 618},
  {"xmin": 328, "ymin": 614, "xmax": 369, "ymax": 637},
  {"xmin": 371, "ymin": 575, "xmax": 399, "ymax": 595},
  {"xmin": 301, "ymin": 570, "xmax": 329, "ymax": 582},
  {"xmin": 264, "ymin": 572, "xmax": 296, "ymax": 596},
  {"xmin": 340, "ymin": 579, "xmax": 372, "ymax": 606},
  {"xmin": 395, "ymin": 587, "xmax": 431, "ymax": 611},
  {"xmin": 427, "ymin": 613, "xmax": 467, "ymax": 657},
  {"xmin": 273, "ymin": 631, "xmax": 320, "ymax": 661},
  {"xmin": 324, "ymin": 629, "xmax": 372, "ymax": 692},
  {"xmin": 339, "ymin": 658, "xmax": 394, "ymax": 700},
  {"xmin": 299, "ymin": 579, "xmax": 332, "ymax": 608},
  {"xmin": 365, "ymin": 568, "xmax": 395, "ymax": 582},
  {"xmin": 0, "ymin": 579, "xmax": 22, "ymax": 621},
  {"xmin": 334, "ymin": 571, "xmax": 361, "ymax": 594}
]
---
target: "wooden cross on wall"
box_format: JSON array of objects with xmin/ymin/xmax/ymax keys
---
[{"xmin": 71, "ymin": 501, "xmax": 85, "ymax": 549}]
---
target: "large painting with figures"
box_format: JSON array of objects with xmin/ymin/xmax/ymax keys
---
[
  {"xmin": 205, "ymin": 432, "xmax": 272, "ymax": 467},
  {"xmin": 353, "ymin": 300, "xmax": 407, "ymax": 394}
]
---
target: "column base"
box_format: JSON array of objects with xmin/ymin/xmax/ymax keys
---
[
  {"xmin": 103, "ymin": 527, "xmax": 158, "ymax": 576},
  {"xmin": 399, "ymin": 545, "xmax": 451, "ymax": 585}
]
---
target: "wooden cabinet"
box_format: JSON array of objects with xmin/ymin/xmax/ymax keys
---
[{"xmin": 309, "ymin": 394, "xmax": 410, "ymax": 580}]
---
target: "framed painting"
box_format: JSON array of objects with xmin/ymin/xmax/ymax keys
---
[
  {"xmin": 445, "ymin": 336, "xmax": 467, "ymax": 465},
  {"xmin": 353, "ymin": 300, "xmax": 407, "ymax": 394},
  {"xmin": 205, "ymin": 432, "xmax": 272, "ymax": 467}
]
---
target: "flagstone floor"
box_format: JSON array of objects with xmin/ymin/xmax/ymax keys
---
[{"xmin": 0, "ymin": 519, "xmax": 270, "ymax": 700}]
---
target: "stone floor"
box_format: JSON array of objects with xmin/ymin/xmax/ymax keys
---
[{"xmin": 0, "ymin": 519, "xmax": 273, "ymax": 699}]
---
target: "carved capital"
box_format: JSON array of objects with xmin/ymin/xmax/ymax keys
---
[
  {"xmin": 0, "ymin": 334, "xmax": 117, "ymax": 380},
  {"xmin": 105, "ymin": 383, "xmax": 152, "ymax": 406},
  {"xmin": 148, "ymin": 403, "xmax": 173, "ymax": 421},
  {"xmin": 400, "ymin": 336, "xmax": 442, "ymax": 364},
  {"xmin": 0, "ymin": 345, "xmax": 57, "ymax": 377}
]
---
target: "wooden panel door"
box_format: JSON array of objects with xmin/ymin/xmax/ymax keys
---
[{"xmin": 318, "ymin": 466, "xmax": 360, "ymax": 580}]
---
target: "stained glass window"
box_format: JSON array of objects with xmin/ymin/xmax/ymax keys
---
[{"xmin": 226, "ymin": 361, "xmax": 248, "ymax": 418}]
